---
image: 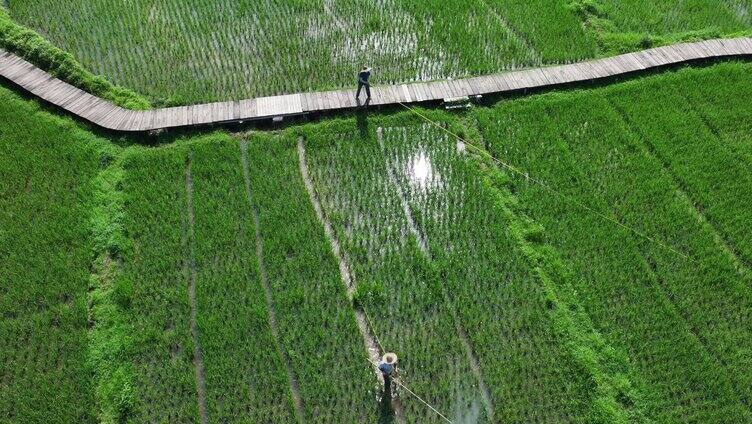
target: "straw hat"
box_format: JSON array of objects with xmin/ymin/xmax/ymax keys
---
[{"xmin": 382, "ymin": 353, "xmax": 398, "ymax": 364}]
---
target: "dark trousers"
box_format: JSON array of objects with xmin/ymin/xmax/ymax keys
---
[
  {"xmin": 356, "ymin": 82, "xmax": 371, "ymax": 98},
  {"xmin": 383, "ymin": 375, "xmax": 392, "ymax": 396}
]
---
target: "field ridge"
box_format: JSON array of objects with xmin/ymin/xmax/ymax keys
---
[
  {"xmin": 88, "ymin": 148, "xmax": 138, "ymax": 423},
  {"xmin": 239, "ymin": 140, "xmax": 305, "ymax": 424},
  {"xmin": 182, "ymin": 154, "xmax": 208, "ymax": 424}
]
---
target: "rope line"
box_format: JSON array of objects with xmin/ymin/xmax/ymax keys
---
[{"xmin": 395, "ymin": 101, "xmax": 695, "ymax": 263}]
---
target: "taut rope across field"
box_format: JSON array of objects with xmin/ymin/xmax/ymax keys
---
[{"xmin": 0, "ymin": 38, "xmax": 750, "ymax": 131}]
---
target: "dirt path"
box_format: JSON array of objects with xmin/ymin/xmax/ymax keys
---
[
  {"xmin": 239, "ymin": 140, "xmax": 305, "ymax": 424},
  {"xmin": 183, "ymin": 155, "xmax": 209, "ymax": 424},
  {"xmin": 376, "ymin": 127, "xmax": 495, "ymax": 421},
  {"xmin": 296, "ymin": 138, "xmax": 406, "ymax": 422}
]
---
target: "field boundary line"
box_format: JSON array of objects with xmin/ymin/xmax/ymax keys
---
[
  {"xmin": 608, "ymin": 98, "xmax": 752, "ymax": 276},
  {"xmin": 183, "ymin": 154, "xmax": 209, "ymax": 424},
  {"xmin": 0, "ymin": 38, "xmax": 750, "ymax": 131},
  {"xmin": 239, "ymin": 140, "xmax": 306, "ymax": 424},
  {"xmin": 295, "ymin": 137, "xmax": 408, "ymax": 423},
  {"xmin": 376, "ymin": 127, "xmax": 495, "ymax": 421}
]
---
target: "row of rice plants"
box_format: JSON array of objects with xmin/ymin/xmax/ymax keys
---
[
  {"xmin": 473, "ymin": 63, "xmax": 752, "ymax": 422},
  {"xmin": 9, "ymin": 0, "xmax": 593, "ymax": 104},
  {"xmin": 378, "ymin": 122, "xmax": 596, "ymax": 422},
  {"xmin": 484, "ymin": 0, "xmax": 597, "ymax": 63},
  {"xmin": 114, "ymin": 132, "xmax": 382, "ymax": 422},
  {"xmin": 594, "ymin": 0, "xmax": 749, "ymax": 35},
  {"xmin": 117, "ymin": 145, "xmax": 206, "ymax": 422},
  {"xmin": 241, "ymin": 133, "xmax": 378, "ymax": 422},
  {"xmin": 679, "ymin": 63, "xmax": 752, "ymax": 165},
  {"xmin": 118, "ymin": 138, "xmax": 303, "ymax": 422},
  {"xmin": 187, "ymin": 138, "xmax": 302, "ymax": 422},
  {"xmin": 0, "ymin": 86, "xmax": 107, "ymax": 422}
]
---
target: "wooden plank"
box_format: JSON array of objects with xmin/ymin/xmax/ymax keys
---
[
  {"xmin": 3, "ymin": 61, "xmax": 35, "ymax": 80},
  {"xmin": 413, "ymin": 82, "xmax": 429, "ymax": 102},
  {"xmin": 453, "ymin": 79, "xmax": 472, "ymax": 97},
  {"xmin": 139, "ymin": 110, "xmax": 157, "ymax": 131},
  {"xmin": 109, "ymin": 109, "xmax": 133, "ymax": 131},
  {"xmin": 0, "ymin": 55, "xmax": 26, "ymax": 75},
  {"xmin": 121, "ymin": 110, "xmax": 142, "ymax": 131},
  {"xmin": 320, "ymin": 91, "xmax": 332, "ymax": 110},
  {"xmin": 323, "ymin": 91, "xmax": 336, "ymax": 110},
  {"xmin": 338, "ymin": 90, "xmax": 354, "ymax": 109},
  {"xmin": 65, "ymin": 92, "xmax": 96, "ymax": 114},
  {"xmin": 330, "ymin": 90, "xmax": 344, "ymax": 109},
  {"xmin": 390, "ymin": 84, "xmax": 404, "ymax": 103},
  {"xmin": 84, "ymin": 101, "xmax": 116, "ymax": 125}
]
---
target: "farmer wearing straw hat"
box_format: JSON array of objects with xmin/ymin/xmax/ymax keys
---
[
  {"xmin": 378, "ymin": 352, "xmax": 398, "ymax": 395},
  {"xmin": 356, "ymin": 66, "xmax": 372, "ymax": 100}
]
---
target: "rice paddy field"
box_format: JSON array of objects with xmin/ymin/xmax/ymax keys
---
[
  {"xmin": 1, "ymin": 57, "xmax": 752, "ymax": 423},
  {"xmin": 2, "ymin": 1, "xmax": 752, "ymax": 423},
  {"xmin": 4, "ymin": 0, "xmax": 750, "ymax": 104}
]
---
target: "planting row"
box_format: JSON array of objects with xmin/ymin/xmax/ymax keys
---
[{"xmin": 115, "ymin": 133, "xmax": 377, "ymax": 422}]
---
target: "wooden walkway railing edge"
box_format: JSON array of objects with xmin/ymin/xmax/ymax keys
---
[{"xmin": 1, "ymin": 37, "xmax": 751, "ymax": 132}]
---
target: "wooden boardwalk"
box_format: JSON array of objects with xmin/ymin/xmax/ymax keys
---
[{"xmin": 1, "ymin": 37, "xmax": 751, "ymax": 132}]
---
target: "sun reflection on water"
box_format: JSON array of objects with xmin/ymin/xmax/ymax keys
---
[{"xmin": 407, "ymin": 150, "xmax": 435, "ymax": 190}]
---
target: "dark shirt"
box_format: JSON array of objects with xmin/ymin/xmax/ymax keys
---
[
  {"xmin": 378, "ymin": 362, "xmax": 394, "ymax": 376},
  {"xmin": 358, "ymin": 70, "xmax": 371, "ymax": 85}
]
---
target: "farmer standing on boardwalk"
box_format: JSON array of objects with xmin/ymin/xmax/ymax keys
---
[{"xmin": 356, "ymin": 66, "xmax": 372, "ymax": 101}]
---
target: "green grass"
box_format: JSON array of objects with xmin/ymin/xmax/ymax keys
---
[{"xmin": 0, "ymin": 87, "xmax": 110, "ymax": 422}]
